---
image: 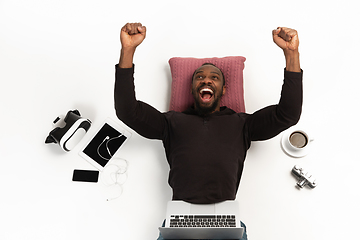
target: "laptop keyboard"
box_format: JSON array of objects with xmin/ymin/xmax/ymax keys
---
[{"xmin": 169, "ymin": 215, "xmax": 236, "ymax": 228}]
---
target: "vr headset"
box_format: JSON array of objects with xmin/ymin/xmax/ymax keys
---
[{"xmin": 45, "ymin": 110, "xmax": 91, "ymax": 151}]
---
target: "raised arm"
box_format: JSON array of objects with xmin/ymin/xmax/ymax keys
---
[
  {"xmin": 115, "ymin": 23, "xmax": 166, "ymax": 140},
  {"xmin": 245, "ymin": 27, "xmax": 303, "ymax": 141}
]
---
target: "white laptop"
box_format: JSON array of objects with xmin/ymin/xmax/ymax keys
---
[{"xmin": 159, "ymin": 200, "xmax": 244, "ymax": 239}]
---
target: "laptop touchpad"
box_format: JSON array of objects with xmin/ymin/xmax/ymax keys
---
[{"xmin": 190, "ymin": 203, "xmax": 215, "ymax": 214}]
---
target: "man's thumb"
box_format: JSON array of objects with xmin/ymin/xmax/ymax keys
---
[{"xmin": 138, "ymin": 26, "xmax": 146, "ymax": 33}]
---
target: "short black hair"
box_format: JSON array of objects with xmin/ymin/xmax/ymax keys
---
[{"xmin": 192, "ymin": 63, "xmax": 225, "ymax": 86}]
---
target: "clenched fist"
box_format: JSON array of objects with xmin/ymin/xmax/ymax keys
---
[
  {"xmin": 120, "ymin": 22, "xmax": 147, "ymax": 50},
  {"xmin": 272, "ymin": 27, "xmax": 300, "ymax": 72},
  {"xmin": 272, "ymin": 27, "xmax": 299, "ymax": 53}
]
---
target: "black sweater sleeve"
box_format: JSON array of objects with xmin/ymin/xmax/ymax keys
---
[
  {"xmin": 114, "ymin": 64, "xmax": 167, "ymax": 140},
  {"xmin": 245, "ymin": 69, "xmax": 303, "ymax": 141}
]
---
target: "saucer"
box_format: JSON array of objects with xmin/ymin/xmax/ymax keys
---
[{"xmin": 280, "ymin": 128, "xmax": 312, "ymax": 158}]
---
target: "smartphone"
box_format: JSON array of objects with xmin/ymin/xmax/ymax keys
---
[{"xmin": 72, "ymin": 169, "xmax": 99, "ymax": 183}]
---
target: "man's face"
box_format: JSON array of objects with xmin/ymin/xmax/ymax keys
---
[{"xmin": 191, "ymin": 65, "xmax": 226, "ymax": 115}]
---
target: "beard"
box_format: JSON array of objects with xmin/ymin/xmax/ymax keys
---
[{"xmin": 193, "ymin": 93, "xmax": 222, "ymax": 117}]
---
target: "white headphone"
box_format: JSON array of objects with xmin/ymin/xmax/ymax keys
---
[
  {"xmin": 97, "ymin": 134, "xmax": 124, "ymax": 160},
  {"xmin": 97, "ymin": 134, "xmax": 128, "ymax": 201}
]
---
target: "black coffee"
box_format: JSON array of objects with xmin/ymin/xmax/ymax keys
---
[{"xmin": 289, "ymin": 131, "xmax": 308, "ymax": 148}]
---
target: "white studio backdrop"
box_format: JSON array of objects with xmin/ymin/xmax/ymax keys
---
[{"xmin": 0, "ymin": 0, "xmax": 359, "ymax": 239}]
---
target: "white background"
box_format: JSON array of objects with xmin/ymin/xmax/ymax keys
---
[{"xmin": 1, "ymin": 0, "xmax": 359, "ymax": 239}]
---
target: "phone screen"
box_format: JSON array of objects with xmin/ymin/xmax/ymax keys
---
[{"xmin": 72, "ymin": 169, "xmax": 99, "ymax": 183}]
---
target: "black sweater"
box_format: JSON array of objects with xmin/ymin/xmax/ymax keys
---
[{"xmin": 114, "ymin": 65, "xmax": 303, "ymax": 204}]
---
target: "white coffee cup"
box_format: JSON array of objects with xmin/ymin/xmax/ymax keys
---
[
  {"xmin": 281, "ymin": 128, "xmax": 314, "ymax": 158},
  {"xmin": 285, "ymin": 130, "xmax": 314, "ymax": 151}
]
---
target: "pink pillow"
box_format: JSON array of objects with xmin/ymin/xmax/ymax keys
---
[{"xmin": 168, "ymin": 56, "xmax": 246, "ymax": 113}]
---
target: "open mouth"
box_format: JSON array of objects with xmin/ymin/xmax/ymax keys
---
[{"xmin": 199, "ymin": 87, "xmax": 214, "ymax": 102}]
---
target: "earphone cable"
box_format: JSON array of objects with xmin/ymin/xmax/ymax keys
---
[{"xmin": 97, "ymin": 134, "xmax": 128, "ymax": 201}]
